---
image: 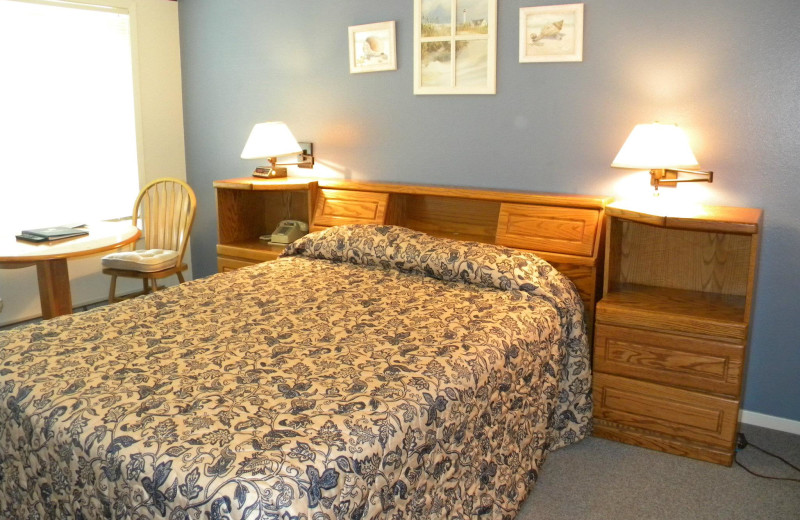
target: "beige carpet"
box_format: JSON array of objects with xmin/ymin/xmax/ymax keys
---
[{"xmin": 519, "ymin": 424, "xmax": 800, "ymax": 520}]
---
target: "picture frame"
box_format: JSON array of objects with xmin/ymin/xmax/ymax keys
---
[
  {"xmin": 413, "ymin": 0, "xmax": 497, "ymax": 95},
  {"xmin": 519, "ymin": 3, "xmax": 584, "ymax": 63},
  {"xmin": 348, "ymin": 21, "xmax": 397, "ymax": 74}
]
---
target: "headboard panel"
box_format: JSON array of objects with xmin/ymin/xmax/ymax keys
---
[
  {"xmin": 311, "ymin": 180, "xmax": 611, "ymax": 339},
  {"xmin": 496, "ymin": 202, "xmax": 600, "ymax": 257}
]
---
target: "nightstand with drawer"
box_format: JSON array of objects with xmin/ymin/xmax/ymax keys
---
[{"xmin": 592, "ymin": 201, "xmax": 762, "ymax": 466}]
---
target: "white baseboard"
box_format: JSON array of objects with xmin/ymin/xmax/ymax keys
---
[{"xmin": 741, "ymin": 410, "xmax": 800, "ymax": 435}]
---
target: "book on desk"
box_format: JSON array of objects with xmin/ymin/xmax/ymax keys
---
[{"xmin": 16, "ymin": 226, "xmax": 88, "ymax": 243}]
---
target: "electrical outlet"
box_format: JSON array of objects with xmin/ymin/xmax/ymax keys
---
[
  {"xmin": 298, "ymin": 142, "xmax": 312, "ymax": 156},
  {"xmin": 297, "ymin": 142, "xmax": 314, "ymax": 168}
]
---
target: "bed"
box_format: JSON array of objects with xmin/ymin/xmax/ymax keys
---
[{"xmin": 1, "ymin": 183, "xmax": 608, "ymax": 520}]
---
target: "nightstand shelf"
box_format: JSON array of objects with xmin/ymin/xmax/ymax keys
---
[
  {"xmin": 600, "ymin": 284, "xmax": 747, "ymax": 340},
  {"xmin": 592, "ymin": 200, "xmax": 762, "ymax": 466},
  {"xmin": 217, "ymin": 240, "xmax": 287, "ymax": 262},
  {"xmin": 214, "ymin": 178, "xmax": 317, "ymax": 272}
]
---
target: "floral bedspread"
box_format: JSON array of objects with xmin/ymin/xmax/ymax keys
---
[{"xmin": 0, "ymin": 225, "xmax": 591, "ymax": 520}]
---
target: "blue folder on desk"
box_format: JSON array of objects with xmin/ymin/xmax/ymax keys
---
[{"xmin": 17, "ymin": 226, "xmax": 88, "ymax": 242}]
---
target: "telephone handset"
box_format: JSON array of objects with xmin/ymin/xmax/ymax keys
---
[{"xmin": 260, "ymin": 220, "xmax": 308, "ymax": 245}]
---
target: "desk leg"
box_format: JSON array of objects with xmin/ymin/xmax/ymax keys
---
[{"xmin": 36, "ymin": 259, "xmax": 73, "ymax": 319}]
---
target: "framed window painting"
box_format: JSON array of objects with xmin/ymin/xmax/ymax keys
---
[
  {"xmin": 348, "ymin": 21, "xmax": 397, "ymax": 74},
  {"xmin": 414, "ymin": 0, "xmax": 497, "ymax": 95},
  {"xmin": 519, "ymin": 3, "xmax": 584, "ymax": 63}
]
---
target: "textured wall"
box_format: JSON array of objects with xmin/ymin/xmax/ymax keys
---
[{"xmin": 178, "ymin": 0, "xmax": 800, "ymax": 422}]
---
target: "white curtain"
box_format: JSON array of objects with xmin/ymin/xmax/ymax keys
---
[{"xmin": 0, "ymin": 0, "xmax": 140, "ymax": 235}]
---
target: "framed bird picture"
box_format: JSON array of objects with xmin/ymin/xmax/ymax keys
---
[
  {"xmin": 519, "ymin": 3, "xmax": 584, "ymax": 63},
  {"xmin": 348, "ymin": 21, "xmax": 397, "ymax": 74}
]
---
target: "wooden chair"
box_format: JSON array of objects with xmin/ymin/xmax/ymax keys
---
[{"xmin": 102, "ymin": 178, "xmax": 197, "ymax": 303}]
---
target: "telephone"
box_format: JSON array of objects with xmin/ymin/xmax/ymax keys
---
[{"xmin": 261, "ymin": 220, "xmax": 308, "ymax": 244}]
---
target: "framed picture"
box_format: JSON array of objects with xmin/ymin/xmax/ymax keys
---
[
  {"xmin": 413, "ymin": 0, "xmax": 497, "ymax": 95},
  {"xmin": 519, "ymin": 3, "xmax": 584, "ymax": 63},
  {"xmin": 348, "ymin": 21, "xmax": 397, "ymax": 74}
]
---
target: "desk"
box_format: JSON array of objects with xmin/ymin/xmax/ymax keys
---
[{"xmin": 0, "ymin": 221, "xmax": 140, "ymax": 319}]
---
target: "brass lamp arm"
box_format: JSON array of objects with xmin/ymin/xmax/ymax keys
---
[
  {"xmin": 651, "ymin": 168, "xmax": 714, "ymax": 190},
  {"xmin": 254, "ymin": 153, "xmax": 315, "ymax": 178},
  {"xmin": 665, "ymin": 168, "xmax": 714, "ymax": 181},
  {"xmin": 276, "ymin": 153, "xmax": 315, "ymax": 168}
]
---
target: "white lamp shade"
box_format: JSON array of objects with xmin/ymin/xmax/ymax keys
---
[
  {"xmin": 611, "ymin": 123, "xmax": 700, "ymax": 169},
  {"xmin": 241, "ymin": 122, "xmax": 303, "ymax": 159}
]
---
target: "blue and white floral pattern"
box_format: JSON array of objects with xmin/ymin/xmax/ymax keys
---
[{"xmin": 0, "ymin": 225, "xmax": 591, "ymax": 519}]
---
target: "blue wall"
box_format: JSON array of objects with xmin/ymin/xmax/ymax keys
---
[{"xmin": 178, "ymin": 1, "xmax": 800, "ymax": 422}]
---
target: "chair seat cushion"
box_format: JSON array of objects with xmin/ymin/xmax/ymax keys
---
[{"xmin": 101, "ymin": 249, "xmax": 179, "ymax": 273}]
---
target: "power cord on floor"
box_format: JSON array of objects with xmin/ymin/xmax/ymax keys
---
[{"xmin": 735, "ymin": 433, "xmax": 800, "ymax": 483}]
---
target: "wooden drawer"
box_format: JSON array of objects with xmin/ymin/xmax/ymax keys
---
[
  {"xmin": 312, "ymin": 189, "xmax": 389, "ymax": 228},
  {"xmin": 217, "ymin": 242, "xmax": 284, "ymax": 264},
  {"xmin": 594, "ymin": 324, "xmax": 744, "ymax": 397},
  {"xmin": 593, "ymin": 373, "xmax": 739, "ymax": 449},
  {"xmin": 495, "ymin": 203, "xmax": 599, "ymax": 256},
  {"xmin": 217, "ymin": 257, "xmax": 258, "ymax": 273}
]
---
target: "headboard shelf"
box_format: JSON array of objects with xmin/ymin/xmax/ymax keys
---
[
  {"xmin": 387, "ymin": 193, "xmax": 501, "ymax": 245},
  {"xmin": 215, "ymin": 177, "xmax": 612, "ymax": 338},
  {"xmin": 315, "ymin": 178, "xmax": 610, "ymax": 209}
]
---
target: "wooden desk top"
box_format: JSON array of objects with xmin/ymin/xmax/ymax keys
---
[{"xmin": 0, "ymin": 221, "xmax": 140, "ymax": 263}]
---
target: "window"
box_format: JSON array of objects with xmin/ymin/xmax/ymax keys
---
[{"xmin": 0, "ymin": 0, "xmax": 140, "ymax": 234}]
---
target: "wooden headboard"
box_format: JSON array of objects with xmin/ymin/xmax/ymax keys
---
[
  {"xmin": 310, "ymin": 180, "xmax": 611, "ymax": 336},
  {"xmin": 214, "ymin": 177, "xmax": 611, "ymax": 337}
]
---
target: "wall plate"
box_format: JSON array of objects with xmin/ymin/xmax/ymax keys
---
[{"xmin": 297, "ymin": 142, "xmax": 313, "ymax": 168}]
